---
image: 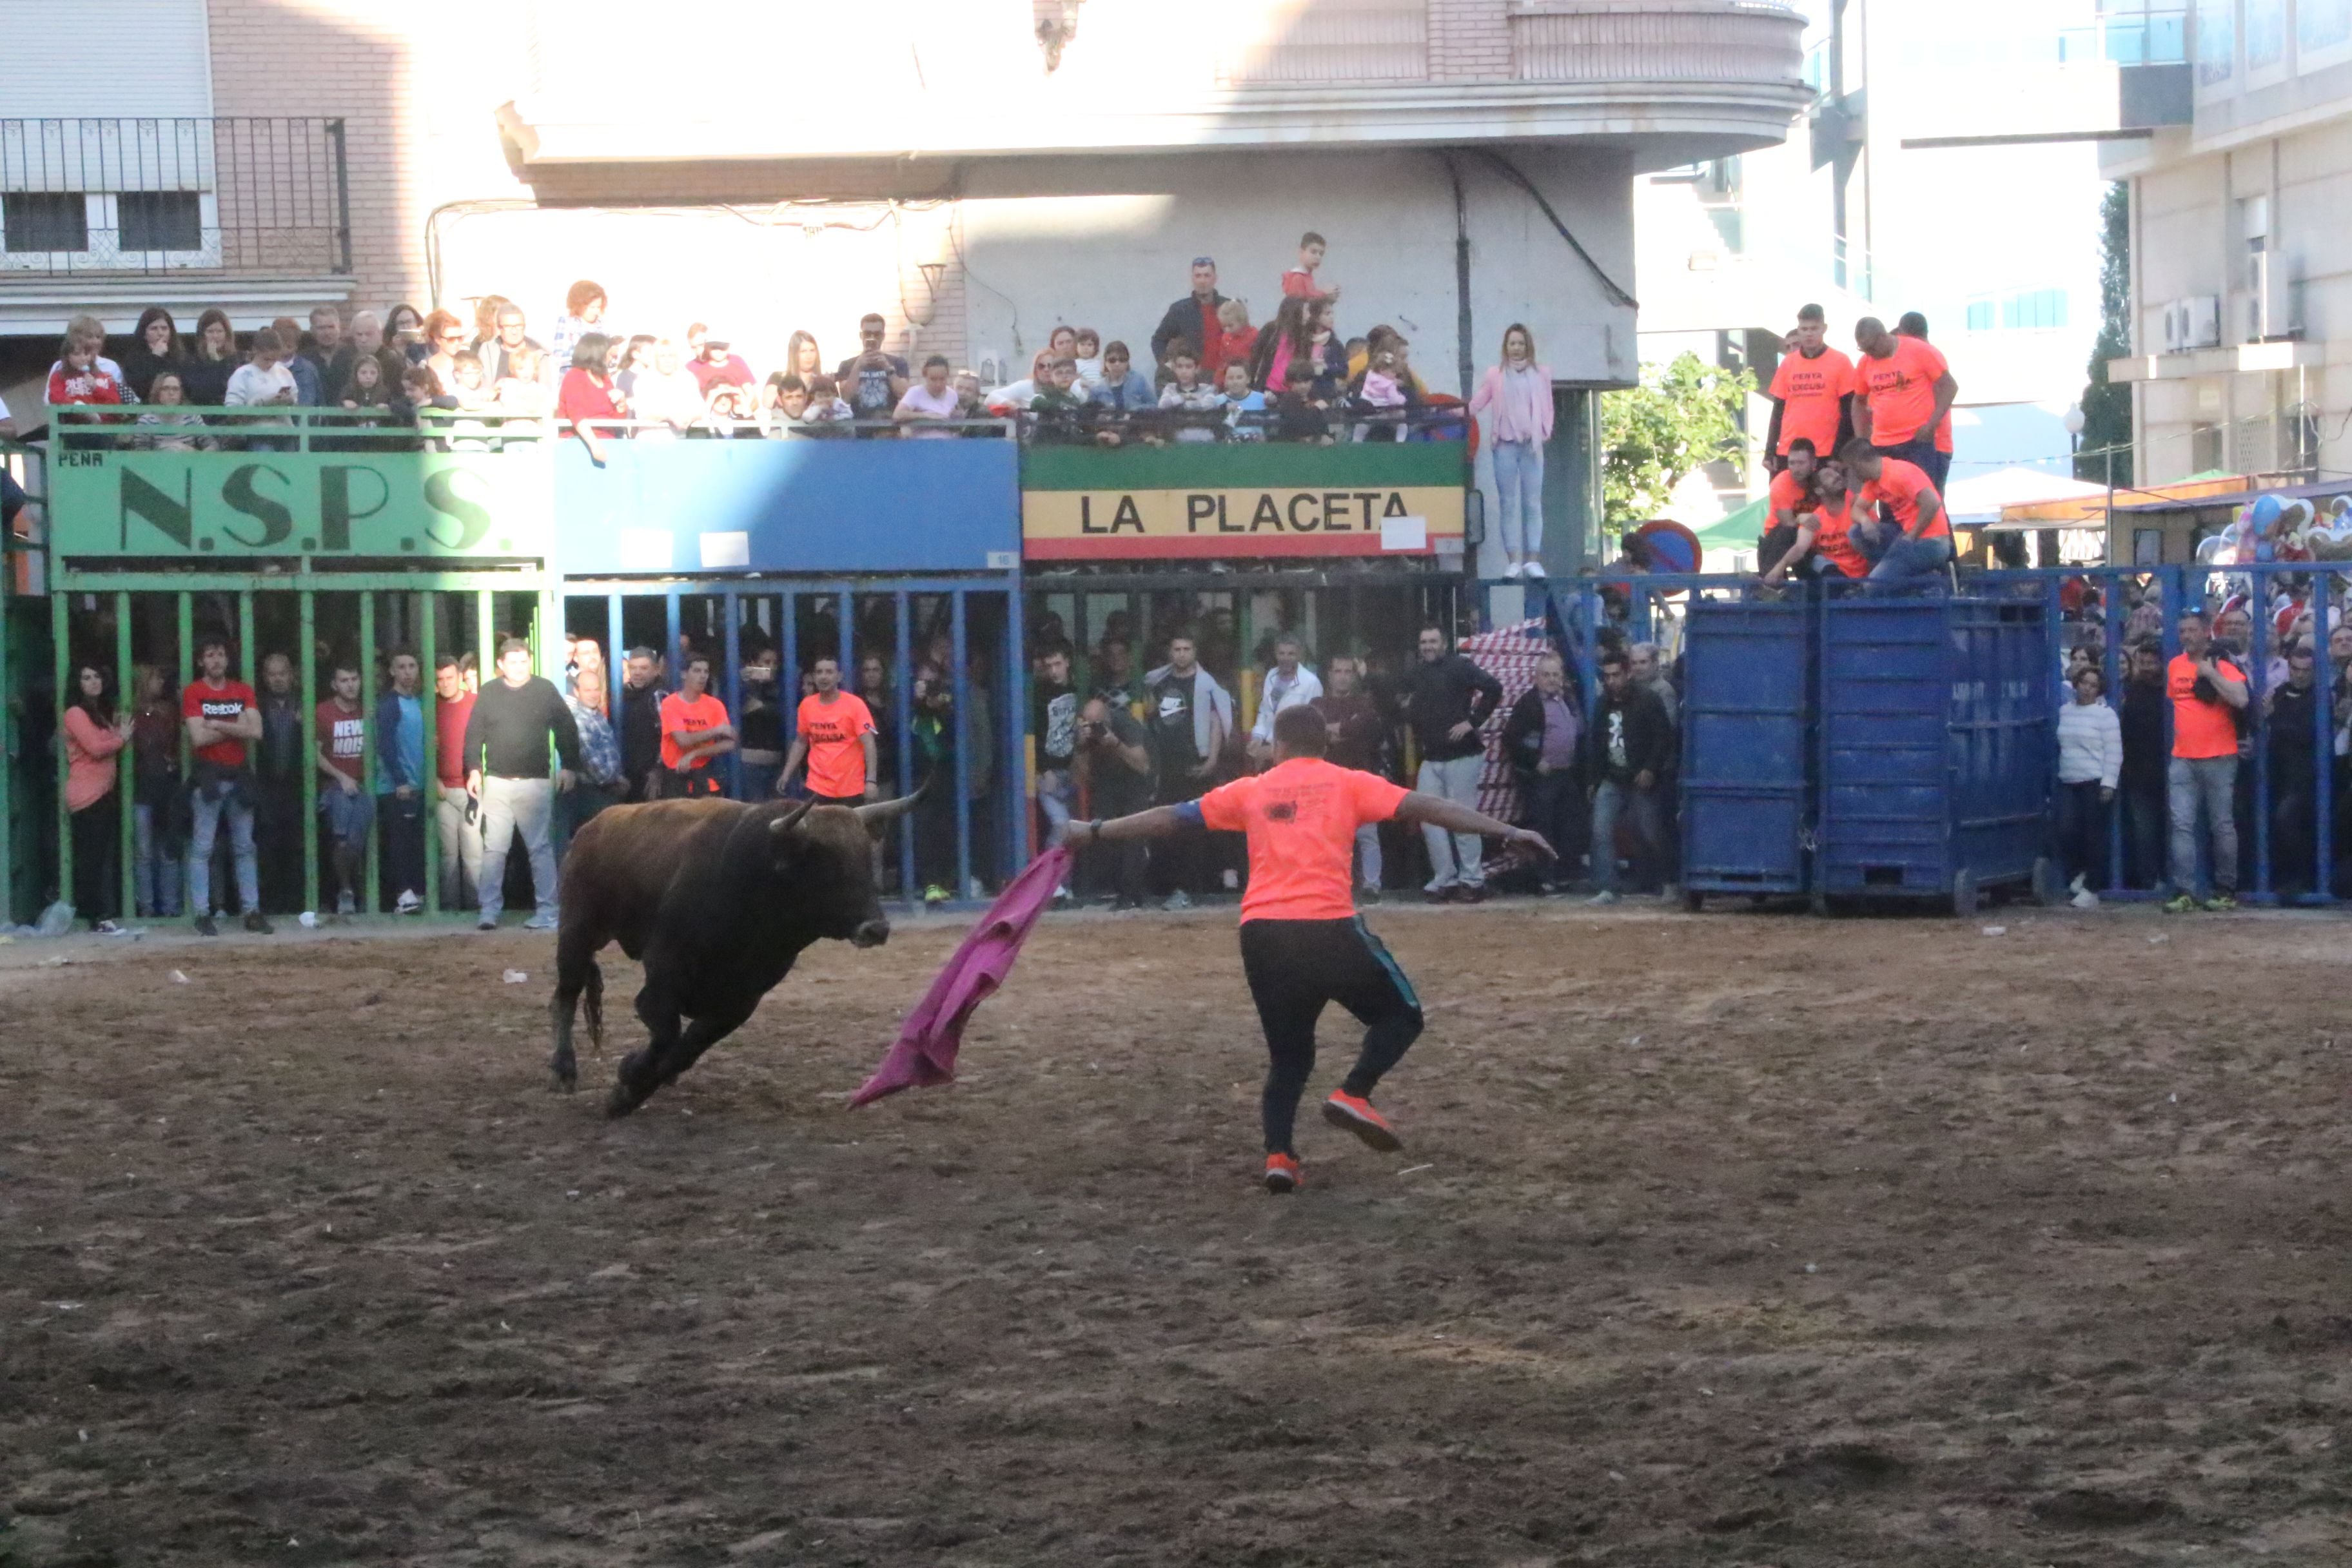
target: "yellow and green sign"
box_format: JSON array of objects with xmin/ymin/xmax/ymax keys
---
[
  {"xmin": 1021, "ymin": 444, "xmax": 1465, "ymax": 560},
  {"xmin": 48, "ymin": 446, "xmax": 554, "ymax": 560}
]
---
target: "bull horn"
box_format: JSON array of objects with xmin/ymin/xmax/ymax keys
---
[
  {"xmin": 767, "ymin": 799, "xmax": 818, "ymax": 837},
  {"xmin": 855, "ymin": 789, "xmax": 924, "ymax": 827}
]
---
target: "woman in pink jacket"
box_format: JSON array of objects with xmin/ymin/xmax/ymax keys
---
[
  {"xmin": 64, "ymin": 663, "xmax": 133, "ymax": 933},
  {"xmin": 1469, "ymin": 324, "xmax": 1554, "ymax": 580}
]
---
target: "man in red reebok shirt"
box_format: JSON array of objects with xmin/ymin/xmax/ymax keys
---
[
  {"xmin": 181, "ymin": 636, "xmax": 270, "ymax": 936},
  {"xmin": 1764, "ymin": 303, "xmax": 1852, "ymax": 472},
  {"xmin": 1842, "ymin": 443, "xmax": 1954, "ymax": 594},
  {"xmin": 1850, "ymin": 316, "xmax": 1957, "ymax": 484},
  {"xmin": 1068, "ymin": 704, "xmax": 1552, "ymax": 1193}
]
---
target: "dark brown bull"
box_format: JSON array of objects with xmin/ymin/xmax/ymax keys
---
[{"xmin": 550, "ymin": 793, "xmax": 917, "ymax": 1115}]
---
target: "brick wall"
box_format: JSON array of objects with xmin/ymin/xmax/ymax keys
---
[
  {"xmin": 206, "ymin": 0, "xmax": 533, "ymax": 315},
  {"xmin": 1428, "ymin": 0, "xmax": 1511, "ymax": 81}
]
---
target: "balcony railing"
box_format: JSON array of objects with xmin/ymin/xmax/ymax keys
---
[
  {"xmin": 1512, "ymin": 1, "xmax": 1804, "ymax": 86},
  {"xmin": 1213, "ymin": 0, "xmax": 1431, "ymax": 84},
  {"xmin": 0, "ymin": 118, "xmax": 351, "ymax": 279}
]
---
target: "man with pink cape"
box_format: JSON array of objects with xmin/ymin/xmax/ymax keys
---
[{"xmin": 849, "ymin": 846, "xmax": 1072, "ymax": 1106}]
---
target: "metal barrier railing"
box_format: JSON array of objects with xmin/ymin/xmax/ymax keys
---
[
  {"xmin": 1542, "ymin": 563, "xmax": 2352, "ymax": 907},
  {"xmin": 0, "ymin": 117, "xmax": 351, "ymax": 277}
]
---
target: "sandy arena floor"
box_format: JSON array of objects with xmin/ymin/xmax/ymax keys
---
[{"xmin": 3, "ymin": 899, "xmax": 2349, "ymax": 1567}]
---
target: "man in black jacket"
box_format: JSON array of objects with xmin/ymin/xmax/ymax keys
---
[
  {"xmin": 1405, "ymin": 623, "xmax": 1505, "ymax": 901},
  {"xmin": 2267, "ymin": 638, "xmax": 2324, "ymax": 897},
  {"xmin": 459, "ymin": 638, "xmax": 582, "ymax": 931},
  {"xmin": 1314, "ymin": 654, "xmax": 1392, "ymax": 900},
  {"xmin": 1149, "ymin": 257, "xmax": 1226, "ymax": 387},
  {"xmin": 2117, "ymin": 639, "xmax": 2168, "ymax": 888},
  {"xmin": 617, "ymin": 646, "xmax": 667, "ymax": 803},
  {"xmin": 1501, "ymin": 651, "xmax": 1585, "ymax": 894},
  {"xmin": 1583, "ymin": 649, "xmax": 1672, "ymax": 903}
]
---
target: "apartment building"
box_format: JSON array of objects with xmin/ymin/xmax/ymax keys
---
[
  {"xmin": 2104, "ymin": 0, "xmax": 2352, "ymax": 490},
  {"xmin": 1636, "ymin": 0, "xmax": 2120, "ymax": 522}
]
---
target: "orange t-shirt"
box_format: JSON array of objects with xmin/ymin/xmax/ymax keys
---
[
  {"xmin": 1810, "ymin": 494, "xmax": 1868, "ymax": 578},
  {"xmin": 1197, "ymin": 757, "xmax": 1410, "ymax": 923},
  {"xmin": 796, "ymin": 691, "xmax": 876, "ymax": 798},
  {"xmin": 2168, "ymin": 654, "xmax": 2244, "ymax": 760},
  {"xmin": 1851, "ymin": 335, "xmax": 1948, "ymax": 446},
  {"xmin": 1860, "ymin": 458, "xmax": 1948, "ymax": 541},
  {"xmin": 1767, "ymin": 346, "xmax": 1852, "ymax": 457},
  {"xmin": 660, "ymin": 691, "xmax": 730, "ymax": 770},
  {"xmin": 1768, "ymin": 467, "xmax": 1816, "ymax": 522}
]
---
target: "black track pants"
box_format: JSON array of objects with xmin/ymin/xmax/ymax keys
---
[{"xmin": 1237, "ymin": 917, "xmax": 1425, "ymax": 1155}]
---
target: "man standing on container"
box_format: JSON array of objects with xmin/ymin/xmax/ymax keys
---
[
  {"xmin": 1850, "ymin": 316, "xmax": 1957, "ymax": 487},
  {"xmin": 781, "ymin": 655, "xmax": 879, "ymax": 807},
  {"xmin": 2164, "ymin": 610, "xmax": 2248, "ymax": 912},
  {"xmin": 462, "ymin": 638, "xmax": 580, "ymax": 932},
  {"xmin": 1764, "ymin": 304, "xmax": 1854, "ymax": 476},
  {"xmin": 1404, "ymin": 623, "xmax": 1504, "ymax": 903}
]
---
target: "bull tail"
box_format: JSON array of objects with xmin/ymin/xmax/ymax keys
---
[{"xmin": 582, "ymin": 959, "xmax": 604, "ymax": 1049}]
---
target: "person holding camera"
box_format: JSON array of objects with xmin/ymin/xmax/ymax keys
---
[
  {"xmin": 1073, "ymin": 694, "xmax": 1153, "ymax": 908},
  {"xmin": 2164, "ymin": 609, "xmax": 2248, "ymax": 912}
]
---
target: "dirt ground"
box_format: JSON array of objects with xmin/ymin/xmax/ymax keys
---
[{"xmin": 3, "ymin": 899, "xmax": 2349, "ymax": 1567}]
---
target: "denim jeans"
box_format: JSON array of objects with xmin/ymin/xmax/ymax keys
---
[
  {"xmin": 1865, "ymin": 531, "xmax": 1955, "ymax": 595},
  {"xmin": 188, "ymin": 785, "xmax": 260, "ymax": 916},
  {"xmin": 2167, "ymin": 754, "xmax": 2238, "ymax": 897},
  {"xmin": 1590, "ymin": 778, "xmax": 1663, "ymax": 893},
  {"xmin": 436, "ymin": 783, "xmax": 484, "ymax": 910},
  {"xmin": 478, "ymin": 776, "xmax": 557, "ymax": 920},
  {"xmin": 1492, "ymin": 438, "xmax": 1545, "ymax": 560},
  {"xmin": 1354, "ymin": 821, "xmax": 1384, "ymax": 890},
  {"xmin": 1416, "ymin": 754, "xmax": 1487, "ymax": 888},
  {"xmin": 1036, "ymin": 768, "xmax": 1075, "ymax": 849},
  {"xmin": 133, "ymin": 801, "xmax": 182, "ymax": 916}
]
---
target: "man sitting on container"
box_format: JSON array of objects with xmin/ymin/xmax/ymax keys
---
[
  {"xmin": 1841, "ymin": 443, "xmax": 1954, "ymax": 594},
  {"xmin": 2163, "ymin": 610, "xmax": 2249, "ymax": 912},
  {"xmin": 1758, "ymin": 438, "xmax": 1819, "ymax": 580}
]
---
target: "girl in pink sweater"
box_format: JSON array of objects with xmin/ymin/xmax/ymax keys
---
[
  {"xmin": 1469, "ymin": 324, "xmax": 1554, "ymax": 580},
  {"xmin": 64, "ymin": 664, "xmax": 133, "ymax": 932}
]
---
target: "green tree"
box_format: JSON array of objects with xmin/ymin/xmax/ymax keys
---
[
  {"xmin": 1601, "ymin": 352, "xmax": 1755, "ymax": 531},
  {"xmin": 2077, "ymin": 180, "xmax": 2133, "ymax": 487}
]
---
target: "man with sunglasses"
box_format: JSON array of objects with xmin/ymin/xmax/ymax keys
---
[{"xmin": 834, "ymin": 313, "xmax": 910, "ymax": 436}]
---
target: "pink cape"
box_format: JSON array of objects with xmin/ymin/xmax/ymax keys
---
[{"xmin": 848, "ymin": 847, "xmax": 1073, "ymax": 1108}]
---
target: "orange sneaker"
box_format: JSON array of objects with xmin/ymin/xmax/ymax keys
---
[
  {"xmin": 1322, "ymin": 1090, "xmax": 1402, "ymax": 1152},
  {"xmin": 1262, "ymin": 1153, "xmax": 1302, "ymax": 1193}
]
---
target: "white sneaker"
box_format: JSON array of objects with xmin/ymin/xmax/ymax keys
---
[
  {"xmin": 335, "ymin": 890, "xmax": 357, "ymax": 917},
  {"xmin": 2070, "ymin": 888, "xmax": 2101, "ymax": 910},
  {"xmin": 2068, "ymin": 872, "xmax": 2087, "ymax": 896},
  {"xmin": 1588, "ymin": 890, "xmax": 1620, "ymax": 906},
  {"xmin": 522, "ymin": 908, "xmax": 559, "ymax": 931},
  {"xmin": 395, "ymin": 889, "xmax": 424, "ymax": 916},
  {"xmin": 1162, "ymin": 890, "xmax": 1193, "ymax": 912},
  {"xmin": 1522, "ymin": 560, "xmax": 1546, "ymax": 580}
]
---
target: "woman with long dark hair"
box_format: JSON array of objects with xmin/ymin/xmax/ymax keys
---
[
  {"xmin": 63, "ymin": 663, "xmax": 133, "ymax": 932},
  {"xmin": 180, "ymin": 308, "xmax": 238, "ymax": 406},
  {"xmin": 554, "ymin": 333, "xmax": 627, "ymax": 464},
  {"xmin": 121, "ymin": 307, "xmax": 186, "ymax": 402}
]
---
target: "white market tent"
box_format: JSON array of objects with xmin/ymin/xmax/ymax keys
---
[{"xmin": 1945, "ymin": 466, "xmax": 2112, "ymax": 527}]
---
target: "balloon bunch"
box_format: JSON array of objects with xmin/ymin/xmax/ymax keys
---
[{"xmin": 2193, "ymin": 493, "xmax": 2351, "ymax": 567}]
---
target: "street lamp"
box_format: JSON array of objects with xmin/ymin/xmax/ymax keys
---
[{"xmin": 2064, "ymin": 402, "xmax": 2086, "ymax": 458}]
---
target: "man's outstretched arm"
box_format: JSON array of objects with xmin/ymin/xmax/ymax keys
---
[
  {"xmin": 1395, "ymin": 792, "xmax": 1556, "ymax": 861},
  {"xmin": 1071, "ymin": 805, "xmax": 1191, "ymax": 845}
]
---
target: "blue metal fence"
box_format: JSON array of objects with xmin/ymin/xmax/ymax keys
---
[{"xmin": 1533, "ymin": 564, "xmax": 2352, "ymax": 909}]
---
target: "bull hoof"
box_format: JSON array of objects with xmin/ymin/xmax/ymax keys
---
[
  {"xmin": 550, "ymin": 1068, "xmax": 577, "ymax": 1093},
  {"xmin": 605, "ymin": 1082, "xmax": 644, "ymax": 1118}
]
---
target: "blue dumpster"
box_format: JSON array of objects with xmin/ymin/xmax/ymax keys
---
[
  {"xmin": 1680, "ymin": 597, "xmax": 1813, "ymax": 902},
  {"xmin": 1817, "ymin": 596, "xmax": 2052, "ymax": 914}
]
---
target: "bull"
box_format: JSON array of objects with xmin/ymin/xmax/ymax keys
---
[{"xmin": 549, "ymin": 793, "xmax": 919, "ymax": 1116}]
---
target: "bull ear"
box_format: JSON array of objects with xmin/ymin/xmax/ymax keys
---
[
  {"xmin": 854, "ymin": 788, "xmax": 924, "ymax": 829},
  {"xmin": 767, "ymin": 799, "xmax": 817, "ymax": 840}
]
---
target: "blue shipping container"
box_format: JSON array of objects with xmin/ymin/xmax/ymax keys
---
[
  {"xmin": 1680, "ymin": 597, "xmax": 1813, "ymax": 896},
  {"xmin": 1817, "ymin": 597, "xmax": 2051, "ymax": 912}
]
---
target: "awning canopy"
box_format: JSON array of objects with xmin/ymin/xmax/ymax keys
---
[{"xmin": 1946, "ymin": 466, "xmax": 2110, "ymax": 527}]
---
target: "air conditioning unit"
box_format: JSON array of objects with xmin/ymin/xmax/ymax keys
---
[
  {"xmin": 2180, "ymin": 294, "xmax": 2221, "ymax": 349},
  {"xmin": 2244, "ymin": 255, "xmax": 2302, "ymax": 341},
  {"xmin": 2161, "ymin": 300, "xmax": 2186, "ymax": 353}
]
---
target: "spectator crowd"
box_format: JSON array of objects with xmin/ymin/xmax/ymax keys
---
[{"xmin": 17, "ymin": 233, "xmax": 1492, "ymax": 464}]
